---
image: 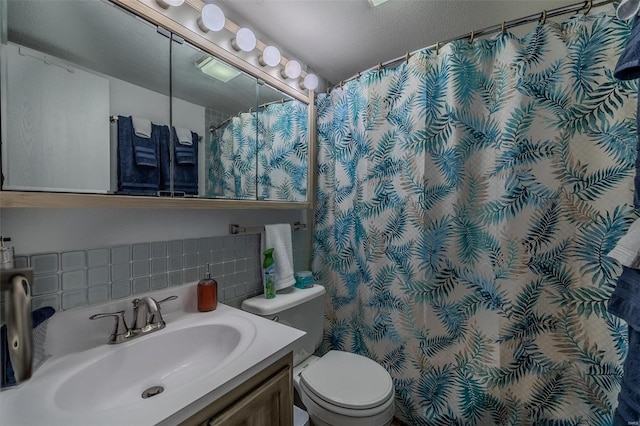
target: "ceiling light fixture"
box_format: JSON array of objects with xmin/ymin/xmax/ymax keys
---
[
  {"xmin": 196, "ymin": 56, "xmax": 241, "ymax": 82},
  {"xmin": 197, "ymin": 3, "xmax": 225, "ymax": 32},
  {"xmin": 231, "ymin": 28, "xmax": 256, "ymax": 52},
  {"xmin": 282, "ymin": 60, "xmax": 301, "ymax": 79},
  {"xmin": 259, "ymin": 46, "xmax": 281, "ymax": 67},
  {"xmin": 155, "ymin": 0, "xmax": 184, "ymax": 8},
  {"xmin": 300, "ymin": 73, "xmax": 319, "ymax": 91}
]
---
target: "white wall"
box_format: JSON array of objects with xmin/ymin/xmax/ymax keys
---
[{"xmin": 1, "ymin": 208, "xmax": 307, "ymax": 255}]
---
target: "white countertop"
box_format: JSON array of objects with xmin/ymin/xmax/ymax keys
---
[{"xmin": 0, "ymin": 285, "xmax": 305, "ymax": 425}]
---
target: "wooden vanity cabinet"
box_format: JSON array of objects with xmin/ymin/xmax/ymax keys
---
[{"xmin": 180, "ymin": 353, "xmax": 294, "ymax": 426}]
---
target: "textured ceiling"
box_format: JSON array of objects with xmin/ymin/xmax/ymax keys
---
[
  {"xmin": 216, "ymin": 0, "xmax": 581, "ymax": 85},
  {"xmin": 7, "ymin": 0, "xmax": 597, "ymax": 104}
]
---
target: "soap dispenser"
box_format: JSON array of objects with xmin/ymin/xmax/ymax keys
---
[{"xmin": 197, "ymin": 263, "xmax": 218, "ymax": 312}]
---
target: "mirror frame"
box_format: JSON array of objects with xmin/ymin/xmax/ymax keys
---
[{"xmin": 0, "ymin": 0, "xmax": 316, "ymax": 210}]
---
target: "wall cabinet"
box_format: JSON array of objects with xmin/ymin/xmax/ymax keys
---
[
  {"xmin": 181, "ymin": 353, "xmax": 293, "ymax": 426},
  {"xmin": 0, "ymin": 0, "xmax": 315, "ymax": 208}
]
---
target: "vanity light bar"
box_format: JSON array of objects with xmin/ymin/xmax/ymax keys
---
[
  {"xmin": 229, "ymin": 222, "xmax": 307, "ymax": 235},
  {"xmin": 159, "ymin": 0, "xmax": 320, "ymax": 92}
]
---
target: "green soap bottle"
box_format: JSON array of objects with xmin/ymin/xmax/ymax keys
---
[{"xmin": 263, "ymin": 248, "xmax": 276, "ymax": 299}]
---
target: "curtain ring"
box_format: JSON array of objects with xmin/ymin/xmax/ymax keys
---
[
  {"xmin": 501, "ymin": 21, "xmax": 506, "ymax": 35},
  {"xmin": 340, "ymin": 80, "xmax": 344, "ymax": 89},
  {"xmin": 377, "ymin": 63, "xmax": 383, "ymax": 74},
  {"xmin": 356, "ymin": 72, "xmax": 361, "ymax": 81},
  {"xmin": 584, "ymin": 0, "xmax": 592, "ymax": 15},
  {"xmin": 539, "ymin": 10, "xmax": 547, "ymax": 24},
  {"xmin": 405, "ymin": 52, "xmax": 410, "ymax": 63},
  {"xmin": 435, "ymin": 41, "xmax": 440, "ymax": 55},
  {"xmin": 469, "ymin": 31, "xmax": 474, "ymax": 43}
]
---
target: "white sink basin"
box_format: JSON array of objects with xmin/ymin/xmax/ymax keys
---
[
  {"xmin": 0, "ymin": 289, "xmax": 305, "ymax": 426},
  {"xmin": 55, "ymin": 323, "xmax": 244, "ymax": 412}
]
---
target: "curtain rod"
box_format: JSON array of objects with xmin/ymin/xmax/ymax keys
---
[
  {"xmin": 331, "ymin": 0, "xmax": 615, "ymax": 90},
  {"xmin": 210, "ymin": 98, "xmax": 295, "ymax": 132}
]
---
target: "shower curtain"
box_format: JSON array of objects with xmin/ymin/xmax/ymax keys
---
[
  {"xmin": 258, "ymin": 101, "xmax": 308, "ymax": 201},
  {"xmin": 314, "ymin": 7, "xmax": 638, "ymax": 425},
  {"xmin": 207, "ymin": 102, "xmax": 308, "ymax": 201},
  {"xmin": 207, "ymin": 112, "xmax": 257, "ymax": 199}
]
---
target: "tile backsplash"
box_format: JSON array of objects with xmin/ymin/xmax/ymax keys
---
[{"xmin": 17, "ymin": 230, "xmax": 312, "ymax": 312}]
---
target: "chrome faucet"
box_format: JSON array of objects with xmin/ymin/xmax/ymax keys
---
[
  {"xmin": 131, "ymin": 295, "xmax": 177, "ymax": 333},
  {"xmin": 90, "ymin": 295, "xmax": 177, "ymax": 344}
]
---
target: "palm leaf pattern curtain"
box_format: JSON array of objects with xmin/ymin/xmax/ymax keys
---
[
  {"xmin": 314, "ymin": 8, "xmax": 638, "ymax": 425},
  {"xmin": 258, "ymin": 101, "xmax": 309, "ymax": 201},
  {"xmin": 207, "ymin": 112, "xmax": 257, "ymax": 199}
]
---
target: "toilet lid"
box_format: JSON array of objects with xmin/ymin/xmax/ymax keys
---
[{"xmin": 299, "ymin": 351, "xmax": 393, "ymax": 410}]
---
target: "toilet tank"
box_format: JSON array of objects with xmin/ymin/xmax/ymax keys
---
[{"xmin": 241, "ymin": 285, "xmax": 325, "ymax": 366}]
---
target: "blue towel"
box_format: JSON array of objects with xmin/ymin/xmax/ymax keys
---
[
  {"xmin": 1, "ymin": 306, "xmax": 55, "ymax": 388},
  {"xmin": 117, "ymin": 115, "xmax": 160, "ymax": 195},
  {"xmin": 158, "ymin": 126, "xmax": 199, "ymax": 195},
  {"xmin": 609, "ymin": 267, "xmax": 640, "ymax": 424},
  {"xmin": 614, "ymin": 17, "xmax": 640, "ymax": 211},
  {"xmin": 175, "ymin": 144, "xmax": 196, "ymax": 165}
]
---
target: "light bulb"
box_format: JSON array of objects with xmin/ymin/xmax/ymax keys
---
[
  {"xmin": 301, "ymin": 73, "xmax": 319, "ymax": 91},
  {"xmin": 282, "ymin": 60, "xmax": 301, "ymax": 79},
  {"xmin": 231, "ymin": 28, "xmax": 256, "ymax": 52},
  {"xmin": 155, "ymin": 0, "xmax": 184, "ymax": 8},
  {"xmin": 259, "ymin": 46, "xmax": 281, "ymax": 67},
  {"xmin": 197, "ymin": 4, "xmax": 225, "ymax": 33}
]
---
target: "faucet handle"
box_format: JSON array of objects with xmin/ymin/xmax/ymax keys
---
[
  {"xmin": 156, "ymin": 295, "xmax": 178, "ymax": 306},
  {"xmin": 90, "ymin": 311, "xmax": 131, "ymax": 344}
]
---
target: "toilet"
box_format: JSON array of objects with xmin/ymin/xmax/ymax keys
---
[{"xmin": 242, "ymin": 285, "xmax": 395, "ymax": 426}]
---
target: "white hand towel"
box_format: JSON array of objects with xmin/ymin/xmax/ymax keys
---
[
  {"xmin": 131, "ymin": 116, "xmax": 152, "ymax": 138},
  {"xmin": 264, "ymin": 224, "xmax": 296, "ymax": 290},
  {"xmin": 175, "ymin": 127, "xmax": 193, "ymax": 146},
  {"xmin": 608, "ymin": 218, "xmax": 640, "ymax": 269}
]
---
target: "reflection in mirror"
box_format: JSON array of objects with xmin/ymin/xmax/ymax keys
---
[
  {"xmin": 257, "ymin": 83, "xmax": 309, "ymax": 202},
  {"xmin": 170, "ymin": 38, "xmax": 260, "ymax": 200},
  {"xmin": 2, "ymin": 0, "xmax": 171, "ymax": 194},
  {"xmin": 206, "ymin": 81, "xmax": 309, "ymax": 202},
  {"xmin": 2, "ymin": 0, "xmax": 310, "ymax": 203}
]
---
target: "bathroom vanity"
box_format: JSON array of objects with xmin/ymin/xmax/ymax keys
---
[
  {"xmin": 179, "ymin": 352, "xmax": 293, "ymax": 426},
  {"xmin": 0, "ymin": 285, "xmax": 304, "ymax": 425}
]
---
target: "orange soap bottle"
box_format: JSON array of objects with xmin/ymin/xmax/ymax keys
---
[{"xmin": 197, "ymin": 263, "xmax": 218, "ymax": 312}]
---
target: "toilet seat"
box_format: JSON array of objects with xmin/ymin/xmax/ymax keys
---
[
  {"xmin": 299, "ymin": 378, "xmax": 396, "ymax": 419},
  {"xmin": 298, "ymin": 351, "xmax": 394, "ymax": 417}
]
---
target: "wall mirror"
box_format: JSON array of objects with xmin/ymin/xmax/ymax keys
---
[{"xmin": 0, "ymin": 0, "xmax": 311, "ymax": 205}]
